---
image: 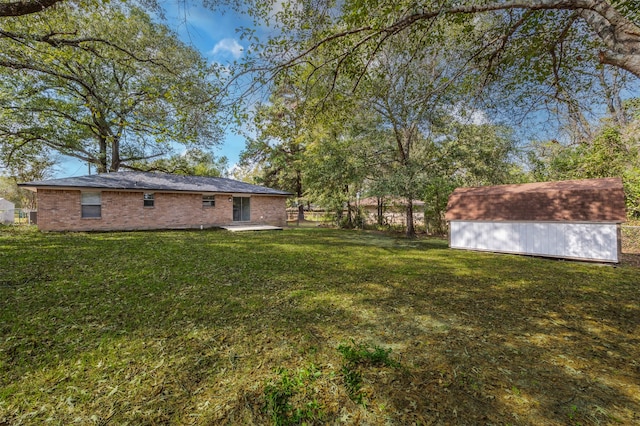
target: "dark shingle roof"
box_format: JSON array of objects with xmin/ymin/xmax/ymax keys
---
[
  {"xmin": 445, "ymin": 178, "xmax": 626, "ymax": 222},
  {"xmin": 19, "ymin": 172, "xmax": 292, "ymax": 196}
]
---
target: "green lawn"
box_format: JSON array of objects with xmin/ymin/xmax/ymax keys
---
[{"xmin": 1, "ymin": 227, "xmax": 639, "ymax": 425}]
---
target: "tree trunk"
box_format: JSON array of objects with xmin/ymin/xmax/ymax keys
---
[
  {"xmin": 335, "ymin": 206, "xmax": 343, "ymax": 225},
  {"xmin": 109, "ymin": 137, "xmax": 121, "ymax": 172},
  {"xmin": 405, "ymin": 199, "xmax": 416, "ymax": 238},
  {"xmin": 96, "ymin": 136, "xmax": 108, "ymax": 173},
  {"xmin": 578, "ymin": 4, "xmax": 640, "ymax": 78},
  {"xmin": 345, "ymin": 185, "xmax": 354, "ymax": 228},
  {"xmin": 296, "ymin": 170, "xmax": 304, "ymax": 221},
  {"xmin": 377, "ymin": 196, "xmax": 384, "ymax": 226},
  {"xmin": 345, "ymin": 199, "xmax": 353, "ymax": 228}
]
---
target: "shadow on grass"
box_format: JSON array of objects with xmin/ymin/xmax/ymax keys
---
[
  {"xmin": 1, "ymin": 228, "xmax": 638, "ymax": 424},
  {"xmin": 340, "ymin": 270, "xmax": 640, "ymax": 424}
]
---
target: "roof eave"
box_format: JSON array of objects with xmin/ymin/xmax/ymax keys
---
[
  {"xmin": 18, "ymin": 183, "xmax": 292, "ymax": 196},
  {"xmin": 16, "ymin": 184, "xmax": 37, "ymax": 192}
]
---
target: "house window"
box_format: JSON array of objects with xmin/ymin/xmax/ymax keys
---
[
  {"xmin": 143, "ymin": 193, "xmax": 154, "ymax": 207},
  {"xmin": 81, "ymin": 192, "xmax": 101, "ymax": 218},
  {"xmin": 232, "ymin": 197, "xmax": 250, "ymax": 222},
  {"xmin": 202, "ymin": 195, "xmax": 215, "ymax": 207}
]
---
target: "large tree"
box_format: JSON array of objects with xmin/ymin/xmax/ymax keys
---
[
  {"xmin": 234, "ymin": 1, "xmax": 640, "ymax": 147},
  {"xmin": 240, "ymin": 76, "xmax": 308, "ymax": 219},
  {"xmin": 261, "ymin": 0, "xmax": 640, "ymax": 79},
  {"xmin": 420, "ymin": 121, "xmax": 522, "ymax": 234},
  {"xmin": 302, "ymin": 110, "xmax": 383, "ymax": 228},
  {"xmin": 0, "ymin": 4, "xmax": 221, "ymax": 173},
  {"xmin": 5, "ymin": 1, "xmax": 639, "ymax": 77},
  {"xmin": 346, "ymin": 31, "xmax": 471, "ymax": 237}
]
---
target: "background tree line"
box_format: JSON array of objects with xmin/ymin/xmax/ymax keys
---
[
  {"xmin": 238, "ymin": 0, "xmax": 639, "ymax": 237},
  {"xmin": 1, "ymin": 0, "xmax": 638, "ymax": 231}
]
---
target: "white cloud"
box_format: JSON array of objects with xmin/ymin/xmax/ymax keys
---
[
  {"xmin": 211, "ymin": 38, "xmax": 244, "ymax": 59},
  {"xmin": 449, "ymin": 104, "xmax": 491, "ymax": 125}
]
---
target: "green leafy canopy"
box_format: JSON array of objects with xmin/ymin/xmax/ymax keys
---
[{"xmin": 0, "ymin": 3, "xmax": 223, "ymax": 173}]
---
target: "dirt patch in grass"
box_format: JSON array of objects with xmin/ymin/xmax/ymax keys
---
[
  {"xmin": 1, "ymin": 227, "xmax": 639, "ymax": 425},
  {"xmin": 622, "ymin": 223, "xmax": 640, "ymax": 254},
  {"xmin": 621, "ymin": 253, "xmax": 640, "ymax": 267}
]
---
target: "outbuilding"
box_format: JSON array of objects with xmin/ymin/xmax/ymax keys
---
[
  {"xmin": 0, "ymin": 198, "xmax": 15, "ymax": 224},
  {"xmin": 19, "ymin": 172, "xmax": 291, "ymax": 232},
  {"xmin": 445, "ymin": 178, "xmax": 626, "ymax": 263}
]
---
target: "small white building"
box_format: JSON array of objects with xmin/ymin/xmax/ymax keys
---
[
  {"xmin": 0, "ymin": 198, "xmax": 15, "ymax": 224},
  {"xmin": 445, "ymin": 178, "xmax": 626, "ymax": 263}
]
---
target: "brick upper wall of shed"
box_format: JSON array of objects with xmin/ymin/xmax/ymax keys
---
[{"xmin": 36, "ymin": 189, "xmax": 287, "ymax": 231}]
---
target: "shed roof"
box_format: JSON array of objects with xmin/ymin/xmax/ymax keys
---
[
  {"xmin": 0, "ymin": 198, "xmax": 15, "ymax": 208},
  {"xmin": 445, "ymin": 178, "xmax": 626, "ymax": 222},
  {"xmin": 18, "ymin": 171, "xmax": 292, "ymax": 196}
]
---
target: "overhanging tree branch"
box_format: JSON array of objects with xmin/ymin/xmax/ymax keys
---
[
  {"xmin": 0, "ymin": 29, "xmax": 179, "ymax": 75},
  {"xmin": 276, "ymin": 0, "xmax": 640, "ymax": 78},
  {"xmin": 0, "ymin": 0, "xmax": 64, "ymax": 17}
]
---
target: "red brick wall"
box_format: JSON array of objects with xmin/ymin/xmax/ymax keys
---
[
  {"xmin": 251, "ymin": 195, "xmax": 287, "ymax": 226},
  {"xmin": 36, "ymin": 189, "xmax": 287, "ymax": 231}
]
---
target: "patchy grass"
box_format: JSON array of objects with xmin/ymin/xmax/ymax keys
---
[
  {"xmin": 622, "ymin": 222, "xmax": 640, "ymax": 253},
  {"xmin": 337, "ymin": 341, "xmax": 401, "ymax": 406},
  {"xmin": 263, "ymin": 365, "xmax": 324, "ymax": 425},
  {"xmin": 1, "ymin": 226, "xmax": 639, "ymax": 425},
  {"xmin": 337, "ymin": 341, "xmax": 400, "ymax": 369},
  {"xmin": 622, "ymin": 223, "xmax": 640, "ymax": 265}
]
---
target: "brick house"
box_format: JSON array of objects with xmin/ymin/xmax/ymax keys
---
[
  {"xmin": 445, "ymin": 178, "xmax": 626, "ymax": 263},
  {"xmin": 19, "ymin": 172, "xmax": 291, "ymax": 232}
]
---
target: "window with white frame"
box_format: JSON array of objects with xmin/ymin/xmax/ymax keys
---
[
  {"xmin": 202, "ymin": 195, "xmax": 215, "ymax": 207},
  {"xmin": 81, "ymin": 192, "xmax": 101, "ymax": 218},
  {"xmin": 143, "ymin": 193, "xmax": 154, "ymax": 207}
]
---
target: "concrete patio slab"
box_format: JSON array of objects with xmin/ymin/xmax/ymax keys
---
[{"xmin": 220, "ymin": 225, "xmax": 284, "ymax": 232}]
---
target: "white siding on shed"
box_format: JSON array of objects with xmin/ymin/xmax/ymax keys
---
[
  {"xmin": 0, "ymin": 198, "xmax": 14, "ymax": 224},
  {"xmin": 450, "ymin": 221, "xmax": 619, "ymax": 263}
]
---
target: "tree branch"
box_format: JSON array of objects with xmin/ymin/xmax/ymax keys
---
[
  {"xmin": 276, "ymin": 0, "xmax": 640, "ymax": 78},
  {"xmin": 0, "ymin": 30, "xmax": 178, "ymax": 74},
  {"xmin": 0, "ymin": 0, "xmax": 64, "ymax": 17}
]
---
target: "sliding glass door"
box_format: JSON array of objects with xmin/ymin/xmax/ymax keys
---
[{"xmin": 232, "ymin": 197, "xmax": 250, "ymax": 222}]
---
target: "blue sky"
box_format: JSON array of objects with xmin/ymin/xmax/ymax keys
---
[{"xmin": 56, "ymin": 4, "xmax": 260, "ymax": 177}]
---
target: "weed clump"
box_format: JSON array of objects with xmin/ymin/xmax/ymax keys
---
[
  {"xmin": 337, "ymin": 341, "xmax": 399, "ymax": 368},
  {"xmin": 337, "ymin": 340, "xmax": 400, "ymax": 405},
  {"xmin": 263, "ymin": 365, "xmax": 323, "ymax": 425}
]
